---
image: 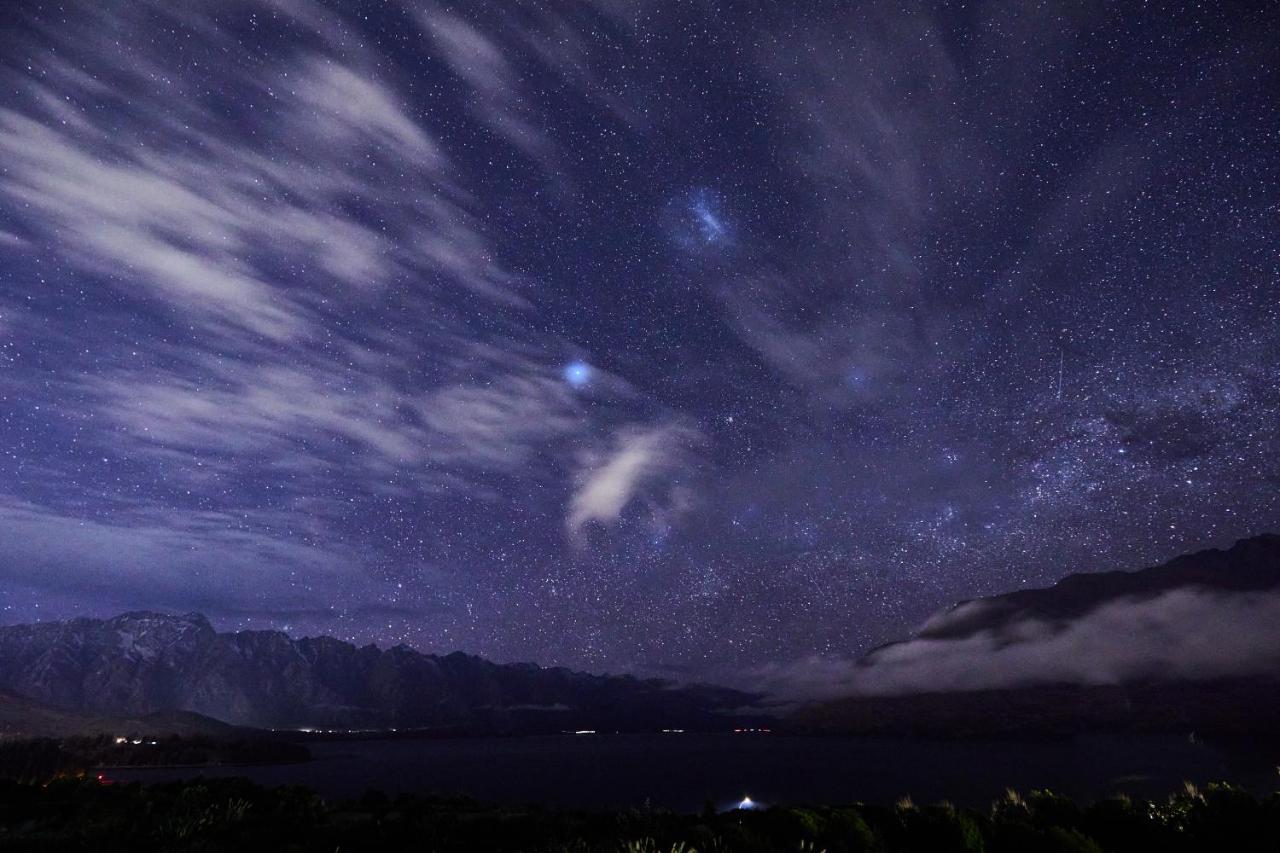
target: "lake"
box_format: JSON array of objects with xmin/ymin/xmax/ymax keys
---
[{"xmin": 107, "ymin": 732, "xmax": 1279, "ymax": 811}]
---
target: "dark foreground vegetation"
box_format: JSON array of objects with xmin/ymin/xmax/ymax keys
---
[{"xmin": 0, "ymin": 774, "xmax": 1278, "ymax": 852}]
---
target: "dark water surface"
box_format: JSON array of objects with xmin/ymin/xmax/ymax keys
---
[{"xmin": 107, "ymin": 733, "xmax": 1278, "ymax": 811}]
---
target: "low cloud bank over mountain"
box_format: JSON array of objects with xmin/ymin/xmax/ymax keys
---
[
  {"xmin": 849, "ymin": 586, "xmax": 1280, "ymax": 695},
  {"xmin": 766, "ymin": 535, "xmax": 1280, "ymax": 702}
]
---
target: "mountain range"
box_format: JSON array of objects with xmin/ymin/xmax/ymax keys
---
[
  {"xmin": 0, "ymin": 612, "xmax": 754, "ymax": 733},
  {"xmin": 903, "ymin": 532, "xmax": 1280, "ymax": 642},
  {"xmin": 3, "ymin": 534, "xmax": 1278, "ymax": 740}
]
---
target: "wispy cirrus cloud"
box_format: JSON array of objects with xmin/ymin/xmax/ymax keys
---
[
  {"xmin": 0, "ymin": 110, "xmax": 310, "ymax": 340},
  {"xmin": 76, "ymin": 341, "xmax": 593, "ymax": 496},
  {"xmin": 0, "ymin": 228, "xmax": 26, "ymax": 250},
  {"xmin": 0, "ymin": 5, "xmax": 551, "ymax": 419},
  {"xmin": 702, "ymin": 9, "xmax": 966, "ymax": 408},
  {"xmin": 0, "ymin": 0, "xmax": 697, "ymax": 634},
  {"xmin": 0, "ymin": 497, "xmax": 381, "ymax": 614},
  {"xmin": 419, "ymin": 3, "xmax": 559, "ymax": 172},
  {"xmin": 0, "ymin": 47, "xmax": 515, "ymax": 336}
]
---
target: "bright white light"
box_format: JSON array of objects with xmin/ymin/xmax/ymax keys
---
[
  {"xmin": 738, "ymin": 796, "xmax": 755, "ymax": 810},
  {"xmin": 563, "ymin": 361, "xmax": 592, "ymax": 388}
]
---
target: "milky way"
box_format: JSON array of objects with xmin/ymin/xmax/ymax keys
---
[{"xmin": 0, "ymin": 1, "xmax": 1277, "ymax": 692}]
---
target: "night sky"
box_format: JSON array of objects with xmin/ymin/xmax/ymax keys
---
[{"xmin": 1, "ymin": 1, "xmax": 1278, "ymax": 692}]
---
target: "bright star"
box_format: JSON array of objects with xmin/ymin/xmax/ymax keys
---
[{"xmin": 563, "ymin": 361, "xmax": 592, "ymax": 388}]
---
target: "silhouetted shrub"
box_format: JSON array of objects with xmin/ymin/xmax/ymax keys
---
[{"xmin": 0, "ymin": 771, "xmax": 1275, "ymax": 851}]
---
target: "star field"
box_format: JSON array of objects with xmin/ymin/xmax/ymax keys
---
[{"xmin": 0, "ymin": 1, "xmax": 1277, "ymax": 693}]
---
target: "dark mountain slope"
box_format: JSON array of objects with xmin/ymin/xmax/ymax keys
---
[
  {"xmin": 0, "ymin": 612, "xmax": 755, "ymax": 730},
  {"xmin": 912, "ymin": 533, "xmax": 1280, "ymax": 642},
  {"xmin": 0, "ymin": 689, "xmax": 236, "ymax": 739}
]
